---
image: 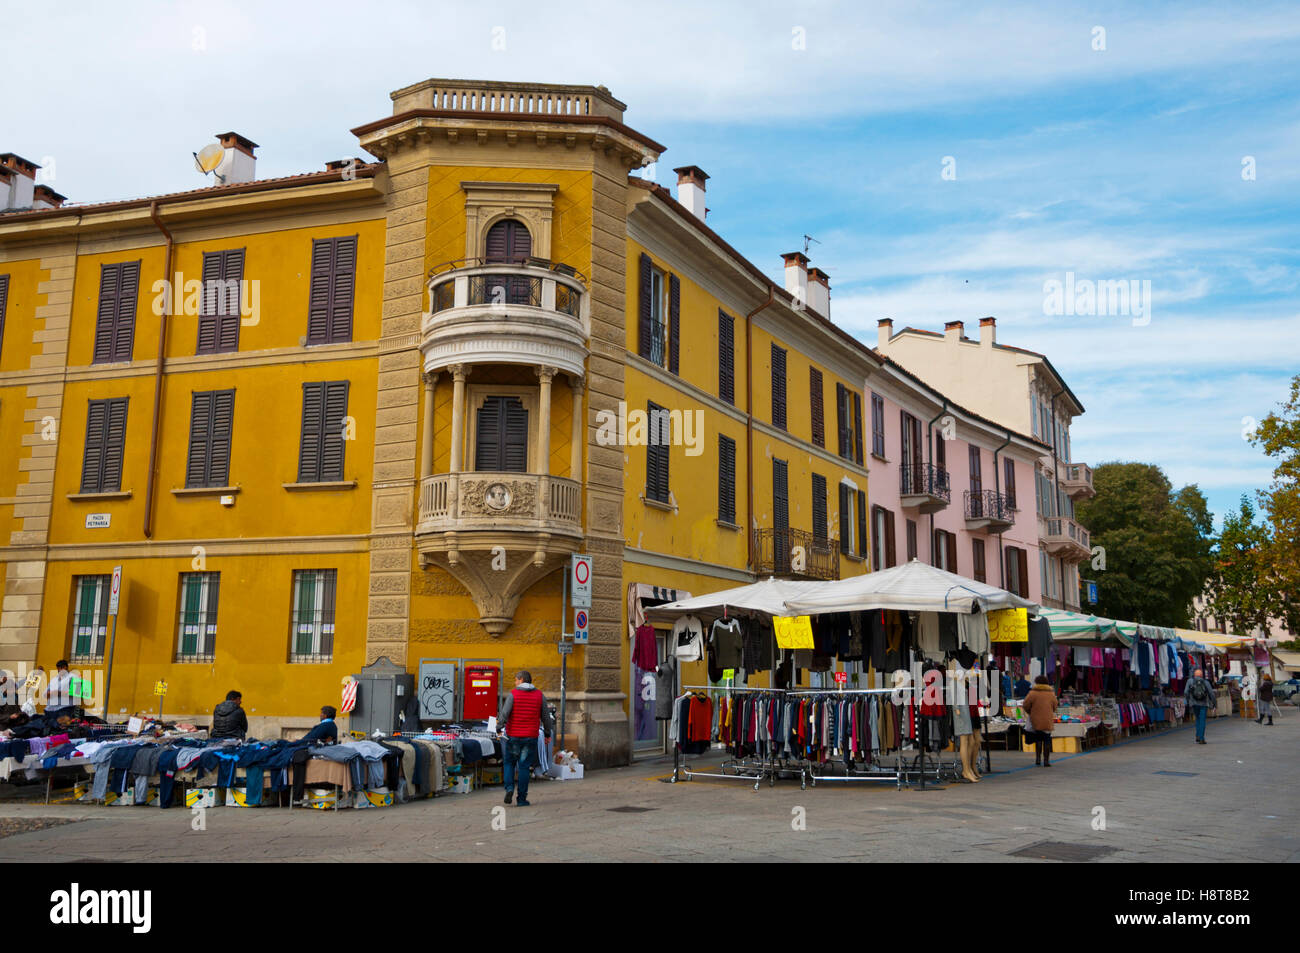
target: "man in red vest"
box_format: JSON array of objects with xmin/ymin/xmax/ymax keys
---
[{"xmin": 497, "ymin": 671, "xmax": 555, "ymax": 806}]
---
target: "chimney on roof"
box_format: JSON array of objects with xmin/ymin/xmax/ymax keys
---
[
  {"xmin": 781, "ymin": 252, "xmax": 809, "ymax": 310},
  {"xmin": 0, "ymin": 153, "xmax": 38, "ymax": 209},
  {"xmin": 673, "ymin": 165, "xmax": 708, "ymax": 221},
  {"xmin": 215, "ymin": 132, "xmax": 258, "ymax": 185},
  {"xmin": 32, "ymin": 185, "xmax": 66, "ymax": 210},
  {"xmin": 979, "ymin": 316, "xmax": 996, "ymax": 348},
  {"xmin": 944, "ymin": 320, "xmax": 964, "ymax": 344},
  {"xmin": 807, "ymin": 266, "xmax": 830, "ymax": 318},
  {"xmin": 877, "ymin": 318, "xmax": 893, "ymax": 349}
]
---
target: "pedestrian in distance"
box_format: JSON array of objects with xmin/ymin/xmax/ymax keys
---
[
  {"xmin": 497, "ymin": 671, "xmax": 554, "ymax": 807},
  {"xmin": 1022, "ymin": 675, "xmax": 1058, "ymax": 767},
  {"xmin": 211, "ymin": 690, "xmax": 248, "ymax": 740},
  {"xmin": 1184, "ymin": 668, "xmax": 1214, "ymax": 743},
  {"xmin": 1257, "ymin": 675, "xmax": 1275, "ymax": 726}
]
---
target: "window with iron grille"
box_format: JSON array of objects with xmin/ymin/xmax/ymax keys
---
[
  {"xmin": 290, "ymin": 569, "xmax": 337, "ymax": 662},
  {"xmin": 638, "ymin": 260, "xmax": 668, "ymax": 368},
  {"xmin": 70, "ymin": 575, "xmax": 110, "ymax": 663},
  {"xmin": 176, "ymin": 572, "xmax": 219, "ymax": 662}
]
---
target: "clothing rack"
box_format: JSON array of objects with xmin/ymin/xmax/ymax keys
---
[{"xmin": 671, "ymin": 685, "xmax": 786, "ymax": 790}]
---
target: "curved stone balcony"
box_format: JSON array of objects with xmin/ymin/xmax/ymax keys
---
[
  {"xmin": 417, "ymin": 471, "xmax": 583, "ymax": 536},
  {"xmin": 422, "ymin": 261, "xmax": 588, "ymax": 377}
]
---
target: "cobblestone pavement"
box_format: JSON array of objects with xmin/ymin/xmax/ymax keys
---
[{"xmin": 0, "ymin": 713, "xmax": 1293, "ymax": 862}]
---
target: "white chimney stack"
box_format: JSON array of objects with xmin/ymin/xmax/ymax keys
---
[
  {"xmin": 979, "ymin": 316, "xmax": 996, "ymax": 348},
  {"xmin": 673, "ymin": 165, "xmax": 708, "ymax": 221},
  {"xmin": 32, "ymin": 185, "xmax": 66, "ymax": 210},
  {"xmin": 877, "ymin": 318, "xmax": 893, "ymax": 349},
  {"xmin": 0, "ymin": 153, "xmax": 39, "ymax": 209},
  {"xmin": 782, "ymin": 252, "xmax": 809, "ymax": 310},
  {"xmin": 944, "ymin": 320, "xmax": 964, "ymax": 344},
  {"xmin": 807, "ymin": 266, "xmax": 830, "ymax": 318},
  {"xmin": 215, "ymin": 132, "xmax": 258, "ymax": 185}
]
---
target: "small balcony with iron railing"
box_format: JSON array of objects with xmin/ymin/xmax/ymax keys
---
[
  {"xmin": 899, "ymin": 463, "xmax": 951, "ymax": 514},
  {"xmin": 1061, "ymin": 462, "xmax": 1095, "ymax": 500},
  {"xmin": 1044, "ymin": 516, "xmax": 1091, "ymax": 562},
  {"xmin": 964, "ymin": 489, "xmax": 1016, "ymax": 531},
  {"xmin": 422, "ymin": 259, "xmax": 589, "ymax": 378},
  {"xmin": 418, "ymin": 471, "xmax": 583, "ymax": 538},
  {"xmin": 753, "ymin": 527, "xmax": 841, "ymax": 581}
]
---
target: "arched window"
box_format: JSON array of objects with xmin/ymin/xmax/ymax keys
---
[{"xmin": 484, "ymin": 219, "xmax": 532, "ymax": 264}]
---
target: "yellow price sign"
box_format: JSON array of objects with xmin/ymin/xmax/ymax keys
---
[
  {"xmin": 153, "ymin": 680, "xmax": 168, "ymax": 696},
  {"xmin": 988, "ymin": 608, "xmax": 1028, "ymax": 642},
  {"xmin": 773, "ymin": 615, "xmax": 815, "ymax": 649}
]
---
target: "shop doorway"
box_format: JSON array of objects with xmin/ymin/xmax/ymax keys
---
[{"xmin": 631, "ymin": 628, "xmax": 668, "ymax": 756}]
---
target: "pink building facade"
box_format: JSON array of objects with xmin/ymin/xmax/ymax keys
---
[{"xmin": 864, "ymin": 356, "xmax": 1047, "ymax": 602}]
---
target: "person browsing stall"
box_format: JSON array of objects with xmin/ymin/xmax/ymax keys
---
[
  {"xmin": 1184, "ymin": 669, "xmax": 1214, "ymax": 744},
  {"xmin": 497, "ymin": 671, "xmax": 555, "ymax": 807},
  {"xmin": 1022, "ymin": 675, "xmax": 1059, "ymax": 767}
]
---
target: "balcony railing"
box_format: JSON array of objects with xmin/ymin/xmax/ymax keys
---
[
  {"xmin": 1062, "ymin": 462, "xmax": 1095, "ymax": 499},
  {"xmin": 964, "ymin": 489, "xmax": 1016, "ymax": 527},
  {"xmin": 1045, "ymin": 517, "xmax": 1091, "ymax": 561},
  {"xmin": 418, "ymin": 471, "xmax": 582, "ymax": 536},
  {"xmin": 753, "ymin": 527, "xmax": 841, "ymax": 581},
  {"xmin": 899, "ymin": 463, "xmax": 951, "ymax": 511}
]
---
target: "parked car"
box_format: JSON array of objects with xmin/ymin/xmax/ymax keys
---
[{"xmin": 1272, "ymin": 678, "xmax": 1300, "ymax": 702}]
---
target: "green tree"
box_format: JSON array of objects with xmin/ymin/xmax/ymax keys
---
[
  {"xmin": 1249, "ymin": 374, "xmax": 1300, "ymax": 634},
  {"xmin": 1075, "ymin": 462, "xmax": 1214, "ymax": 626},
  {"xmin": 1207, "ymin": 496, "xmax": 1287, "ymax": 634}
]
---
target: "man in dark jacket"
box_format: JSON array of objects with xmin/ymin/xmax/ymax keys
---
[
  {"xmin": 1184, "ymin": 670, "xmax": 1213, "ymax": 744},
  {"xmin": 1257, "ymin": 675, "xmax": 1275, "ymax": 726},
  {"xmin": 211, "ymin": 690, "xmax": 248, "ymax": 739},
  {"xmin": 497, "ymin": 671, "xmax": 554, "ymax": 807},
  {"xmin": 301, "ymin": 706, "xmax": 338, "ymax": 744}
]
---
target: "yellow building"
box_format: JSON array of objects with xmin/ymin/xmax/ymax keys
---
[{"xmin": 0, "ymin": 81, "xmax": 875, "ymax": 766}]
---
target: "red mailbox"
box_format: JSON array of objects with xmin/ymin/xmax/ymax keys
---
[{"xmin": 463, "ymin": 665, "xmax": 500, "ymax": 720}]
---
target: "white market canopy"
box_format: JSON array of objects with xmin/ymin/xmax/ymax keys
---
[
  {"xmin": 783, "ymin": 559, "xmax": 1038, "ymax": 616},
  {"xmin": 1038, "ymin": 607, "xmax": 1128, "ymax": 646},
  {"xmin": 644, "ymin": 576, "xmax": 828, "ymax": 624}
]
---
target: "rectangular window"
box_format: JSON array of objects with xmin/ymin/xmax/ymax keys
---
[
  {"xmin": 856, "ymin": 489, "xmax": 868, "ymax": 559},
  {"xmin": 0, "ymin": 273, "xmax": 9, "ymax": 362},
  {"xmin": 933, "ymin": 529, "xmax": 956, "ymax": 572},
  {"xmin": 306, "ymin": 236, "xmax": 357, "ymax": 345},
  {"xmin": 645, "ymin": 401, "xmax": 670, "ymax": 503},
  {"xmin": 176, "ymin": 572, "xmax": 220, "ymax": 662},
  {"xmin": 70, "ymin": 575, "xmax": 110, "ymax": 663},
  {"xmin": 718, "ymin": 309, "xmax": 735, "ymax": 404},
  {"xmin": 969, "ymin": 445, "xmax": 983, "ymax": 495},
  {"xmin": 93, "ymin": 261, "xmax": 140, "ymax": 364},
  {"xmin": 186, "ymin": 389, "xmax": 235, "ymax": 488},
  {"xmin": 871, "ymin": 392, "xmax": 885, "ymax": 457},
  {"xmin": 871, "ymin": 506, "xmax": 896, "ymax": 571},
  {"xmin": 906, "ymin": 519, "xmax": 918, "ymax": 561},
  {"xmin": 298, "ymin": 381, "xmax": 350, "ymax": 482},
  {"xmin": 811, "ymin": 473, "xmax": 827, "ymax": 543},
  {"xmin": 197, "ymin": 248, "xmax": 245, "ymax": 354},
  {"xmin": 638, "ymin": 255, "xmax": 664, "ymax": 366},
  {"xmin": 80, "ymin": 397, "xmax": 129, "ymax": 493},
  {"xmin": 770, "ymin": 343, "xmax": 787, "ymax": 430},
  {"xmin": 1005, "ymin": 546, "xmax": 1029, "ymax": 598},
  {"xmin": 1004, "ymin": 458, "xmax": 1017, "ymax": 509},
  {"xmin": 290, "ymin": 569, "xmax": 337, "ymax": 662},
  {"xmin": 475, "ymin": 395, "xmax": 529, "ymax": 472},
  {"xmin": 809, "ymin": 367, "xmax": 824, "ymax": 448},
  {"xmin": 1040, "ymin": 550, "xmax": 1049, "ymax": 598},
  {"xmin": 852, "ymin": 392, "xmax": 864, "ymax": 465},
  {"xmin": 972, "ymin": 539, "xmax": 987, "ymax": 583},
  {"xmin": 772, "ymin": 458, "xmax": 790, "ymax": 571},
  {"xmin": 718, "ymin": 434, "xmax": 736, "ymax": 524}
]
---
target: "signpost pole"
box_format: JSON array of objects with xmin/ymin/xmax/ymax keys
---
[
  {"xmin": 101, "ymin": 566, "xmax": 123, "ymax": 722},
  {"xmin": 560, "ymin": 566, "xmax": 568, "ymax": 754}
]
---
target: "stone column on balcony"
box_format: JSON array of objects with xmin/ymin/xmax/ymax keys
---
[
  {"xmin": 569, "ymin": 373, "xmax": 584, "ymax": 482},
  {"xmin": 536, "ymin": 365, "xmax": 556, "ymax": 474},
  {"xmin": 447, "ymin": 363, "xmax": 469, "ymax": 566},
  {"xmin": 420, "ymin": 370, "xmax": 438, "ymax": 480}
]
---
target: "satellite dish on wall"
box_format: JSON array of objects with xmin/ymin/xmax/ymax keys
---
[{"xmin": 193, "ymin": 142, "xmax": 225, "ymax": 180}]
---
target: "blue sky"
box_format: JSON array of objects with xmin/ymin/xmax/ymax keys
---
[{"xmin": 4, "ymin": 0, "xmax": 1297, "ymax": 527}]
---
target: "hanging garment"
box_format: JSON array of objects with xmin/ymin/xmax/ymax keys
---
[
  {"xmin": 1026, "ymin": 615, "xmax": 1051, "ymax": 659},
  {"xmin": 938, "ymin": 614, "xmax": 960, "ymax": 652},
  {"xmin": 1073, "ymin": 646, "xmax": 1091, "ymax": 667},
  {"xmin": 960, "ymin": 610, "xmax": 992, "ymax": 654},
  {"xmin": 1157, "ymin": 643, "xmax": 1170, "ymax": 685},
  {"xmin": 917, "ymin": 612, "xmax": 942, "ymax": 655},
  {"xmin": 671, "ymin": 615, "xmax": 705, "ymax": 662},
  {"xmin": 654, "ymin": 659, "xmax": 676, "ymax": 720},
  {"xmin": 711, "ymin": 618, "xmax": 744, "ymax": 669},
  {"xmin": 633, "ymin": 624, "xmax": 659, "ymax": 671}
]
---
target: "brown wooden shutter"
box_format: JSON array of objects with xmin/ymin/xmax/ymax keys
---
[
  {"xmin": 485, "ymin": 219, "xmax": 531, "ymax": 263},
  {"xmin": 208, "ymin": 390, "xmax": 235, "ymax": 486},
  {"xmin": 856, "ymin": 489, "xmax": 868, "ymax": 558},
  {"xmin": 947, "ymin": 531, "xmax": 958, "ymax": 574},
  {"xmin": 307, "ymin": 237, "xmax": 356, "ymax": 345},
  {"xmin": 0, "ymin": 273, "xmax": 9, "ymax": 361},
  {"xmin": 972, "ymin": 539, "xmax": 986, "ymax": 583},
  {"xmin": 773, "ymin": 458, "xmax": 789, "ymax": 570},
  {"xmin": 811, "ymin": 473, "xmax": 827, "ymax": 542},
  {"xmin": 186, "ymin": 392, "xmax": 213, "ymax": 487},
  {"xmin": 307, "ymin": 240, "xmax": 333, "ymax": 344},
  {"xmin": 906, "ymin": 519, "xmax": 917, "ymax": 561},
  {"xmin": 668, "ymin": 274, "xmax": 680, "ymax": 374},
  {"xmin": 885, "ymin": 510, "xmax": 897, "ymax": 567},
  {"xmin": 646, "ymin": 401, "xmax": 670, "ymax": 502},
  {"xmin": 1017, "ymin": 548, "xmax": 1030, "ymax": 597},
  {"xmin": 502, "ymin": 398, "xmax": 528, "ymax": 472},
  {"xmin": 1004, "ymin": 457, "xmax": 1017, "ymax": 509},
  {"xmin": 298, "ymin": 382, "xmax": 325, "ymax": 482},
  {"xmin": 809, "ymin": 367, "xmax": 824, "ymax": 447},
  {"xmin": 932, "ymin": 529, "xmax": 941, "ymax": 568},
  {"xmin": 852, "ymin": 392, "xmax": 864, "ymax": 464},
  {"xmin": 838, "ymin": 482, "xmax": 850, "ymax": 548},
  {"xmin": 93, "ymin": 262, "xmax": 140, "ymax": 364},
  {"xmin": 637, "ymin": 253, "xmax": 653, "ymax": 360},
  {"xmin": 718, "ymin": 310, "xmax": 735, "ymax": 404},
  {"xmin": 198, "ymin": 249, "xmax": 244, "ymax": 354},
  {"xmin": 836, "ymin": 383, "xmax": 848, "ymax": 457},
  {"xmin": 102, "ymin": 398, "xmax": 128, "ymax": 492},
  {"xmin": 186, "ymin": 389, "xmax": 234, "ymax": 488},
  {"xmin": 475, "ymin": 396, "xmax": 529, "ymax": 473},
  {"xmin": 770, "ymin": 344, "xmax": 787, "ymax": 429},
  {"xmin": 718, "ymin": 434, "xmax": 736, "ymax": 524},
  {"xmin": 80, "ymin": 400, "xmax": 108, "ymax": 493},
  {"xmin": 969, "ymin": 445, "xmax": 982, "ymax": 494},
  {"xmin": 299, "ymin": 381, "xmax": 350, "ymax": 482},
  {"xmin": 320, "ymin": 381, "xmax": 349, "ymax": 481}
]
